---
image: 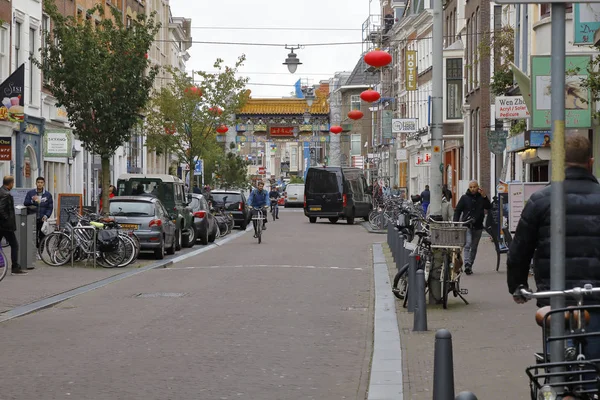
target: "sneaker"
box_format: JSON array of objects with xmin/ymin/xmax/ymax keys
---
[
  {"xmin": 12, "ymin": 269, "xmax": 28, "ymax": 275},
  {"xmin": 253, "ymin": 233, "xmax": 257, "ymax": 238},
  {"xmin": 464, "ymin": 263, "xmax": 472, "ymax": 275}
]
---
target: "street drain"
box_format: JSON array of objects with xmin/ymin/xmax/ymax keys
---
[
  {"xmin": 136, "ymin": 292, "xmax": 187, "ymax": 298},
  {"xmin": 342, "ymin": 306, "xmax": 369, "ymax": 311}
]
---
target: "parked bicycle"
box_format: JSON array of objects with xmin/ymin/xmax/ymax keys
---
[
  {"xmin": 515, "ymin": 284, "xmax": 600, "ymax": 399},
  {"xmin": 0, "ymin": 245, "xmax": 7, "ymax": 283}
]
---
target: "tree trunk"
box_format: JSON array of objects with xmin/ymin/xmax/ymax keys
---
[
  {"xmin": 101, "ymin": 156, "xmax": 111, "ymax": 216},
  {"xmin": 188, "ymin": 159, "xmax": 195, "ymax": 193}
]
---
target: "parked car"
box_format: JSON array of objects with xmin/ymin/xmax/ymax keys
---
[
  {"xmin": 109, "ymin": 196, "xmax": 177, "ymax": 259},
  {"xmin": 209, "ymin": 190, "xmax": 251, "ymax": 229},
  {"xmin": 116, "ymin": 174, "xmax": 195, "ymax": 249},
  {"xmin": 284, "ymin": 183, "xmax": 305, "ymax": 207},
  {"xmin": 188, "ymin": 193, "xmax": 218, "ymax": 245},
  {"xmin": 304, "ymin": 167, "xmax": 372, "ymax": 224}
]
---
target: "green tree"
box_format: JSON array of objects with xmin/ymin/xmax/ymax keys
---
[
  {"xmin": 35, "ymin": 0, "xmax": 160, "ymax": 214},
  {"xmin": 144, "ymin": 59, "xmax": 249, "ymax": 190},
  {"xmin": 215, "ymin": 152, "xmax": 250, "ymax": 190}
]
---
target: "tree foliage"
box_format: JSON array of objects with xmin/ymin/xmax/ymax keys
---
[
  {"xmin": 145, "ymin": 58, "xmax": 249, "ymax": 187},
  {"xmin": 478, "ymin": 25, "xmax": 515, "ymax": 96},
  {"xmin": 36, "ymin": 0, "xmax": 160, "ymax": 213},
  {"xmin": 214, "ymin": 153, "xmax": 250, "ymax": 190}
]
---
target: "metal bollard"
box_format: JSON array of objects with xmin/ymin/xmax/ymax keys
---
[
  {"xmin": 392, "ymin": 227, "xmax": 398, "ymax": 260},
  {"xmin": 407, "ymin": 252, "xmax": 417, "ymax": 312},
  {"xmin": 455, "ymin": 392, "xmax": 478, "ymax": 400},
  {"xmin": 413, "ymin": 269, "xmax": 427, "ymax": 331},
  {"xmin": 395, "ymin": 234, "xmax": 404, "ymax": 271},
  {"xmin": 387, "ymin": 223, "xmax": 392, "ymax": 248},
  {"xmin": 432, "ymin": 329, "xmax": 455, "ymax": 400}
]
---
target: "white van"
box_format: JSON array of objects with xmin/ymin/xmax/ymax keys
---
[{"xmin": 284, "ymin": 184, "xmax": 305, "ymax": 207}]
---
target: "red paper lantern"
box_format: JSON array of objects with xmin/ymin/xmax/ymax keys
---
[
  {"xmin": 330, "ymin": 125, "xmax": 343, "ymax": 134},
  {"xmin": 164, "ymin": 124, "xmax": 176, "ymax": 135},
  {"xmin": 209, "ymin": 106, "xmax": 223, "ymax": 115},
  {"xmin": 347, "ymin": 110, "xmax": 364, "ymax": 120},
  {"xmin": 364, "ymin": 49, "xmax": 392, "ymax": 68},
  {"xmin": 185, "ymin": 86, "xmax": 202, "ymax": 96},
  {"xmin": 144, "ymin": 53, "xmax": 149, "ymax": 59},
  {"xmin": 216, "ymin": 125, "xmax": 228, "ymax": 134},
  {"xmin": 360, "ymin": 89, "xmax": 381, "ymax": 103}
]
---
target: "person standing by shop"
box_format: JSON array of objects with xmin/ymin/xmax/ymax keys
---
[
  {"xmin": 0, "ymin": 176, "xmax": 26, "ymax": 274},
  {"xmin": 24, "ymin": 176, "xmax": 53, "ymax": 249},
  {"xmin": 420, "ymin": 185, "xmax": 431, "ymax": 214}
]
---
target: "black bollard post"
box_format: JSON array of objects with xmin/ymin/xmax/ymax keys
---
[
  {"xmin": 392, "ymin": 227, "xmax": 398, "ymax": 260},
  {"xmin": 455, "ymin": 392, "xmax": 478, "ymax": 400},
  {"xmin": 396, "ymin": 234, "xmax": 405, "ymax": 271},
  {"xmin": 387, "ymin": 223, "xmax": 392, "ymax": 248},
  {"xmin": 432, "ymin": 329, "xmax": 455, "ymax": 400},
  {"xmin": 413, "ymin": 269, "xmax": 428, "ymax": 331},
  {"xmin": 407, "ymin": 252, "xmax": 417, "ymax": 312}
]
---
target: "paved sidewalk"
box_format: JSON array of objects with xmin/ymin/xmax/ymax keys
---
[
  {"xmin": 0, "ymin": 259, "xmax": 153, "ymax": 314},
  {"xmin": 384, "ymin": 240, "xmax": 540, "ymax": 399}
]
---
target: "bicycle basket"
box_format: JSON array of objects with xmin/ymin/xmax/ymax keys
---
[
  {"xmin": 429, "ymin": 223, "xmax": 467, "ymax": 248},
  {"xmin": 97, "ymin": 229, "xmax": 119, "ymax": 252}
]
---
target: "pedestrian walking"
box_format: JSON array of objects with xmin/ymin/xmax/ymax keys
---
[
  {"xmin": 453, "ymin": 180, "xmax": 491, "ymax": 275},
  {"xmin": 0, "ymin": 176, "xmax": 26, "ymax": 275},
  {"xmin": 508, "ymin": 135, "xmax": 600, "ymax": 379},
  {"xmin": 98, "ymin": 184, "xmax": 115, "ymax": 212},
  {"xmin": 420, "ymin": 185, "xmax": 431, "ymax": 214},
  {"xmin": 24, "ymin": 176, "xmax": 54, "ymax": 249}
]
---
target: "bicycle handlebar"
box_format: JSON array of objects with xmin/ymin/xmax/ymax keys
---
[{"xmin": 514, "ymin": 284, "xmax": 600, "ymax": 301}]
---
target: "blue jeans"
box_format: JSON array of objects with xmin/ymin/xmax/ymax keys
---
[
  {"xmin": 463, "ymin": 228, "xmax": 483, "ymax": 267},
  {"xmin": 422, "ymin": 202, "xmax": 430, "ymax": 215}
]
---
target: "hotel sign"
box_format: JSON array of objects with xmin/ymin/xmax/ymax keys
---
[{"xmin": 405, "ymin": 50, "xmax": 417, "ymax": 91}]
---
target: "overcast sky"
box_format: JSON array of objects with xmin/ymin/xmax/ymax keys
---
[{"xmin": 169, "ymin": 0, "xmax": 373, "ymax": 98}]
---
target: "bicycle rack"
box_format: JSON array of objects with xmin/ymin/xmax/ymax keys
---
[{"xmin": 70, "ymin": 226, "xmax": 97, "ymax": 268}]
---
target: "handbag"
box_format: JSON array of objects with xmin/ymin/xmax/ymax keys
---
[{"xmin": 41, "ymin": 220, "xmax": 51, "ymax": 235}]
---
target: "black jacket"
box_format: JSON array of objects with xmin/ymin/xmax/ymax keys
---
[
  {"xmin": 420, "ymin": 189, "xmax": 430, "ymax": 203},
  {"xmin": 0, "ymin": 185, "xmax": 16, "ymax": 231},
  {"xmin": 506, "ymin": 168, "xmax": 600, "ymax": 306},
  {"xmin": 453, "ymin": 190, "xmax": 491, "ymax": 229}
]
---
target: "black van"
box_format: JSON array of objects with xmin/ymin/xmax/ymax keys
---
[{"xmin": 304, "ymin": 167, "xmax": 372, "ymax": 224}]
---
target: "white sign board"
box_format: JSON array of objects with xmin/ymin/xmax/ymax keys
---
[
  {"xmin": 508, "ymin": 182, "xmax": 548, "ymax": 232},
  {"xmin": 415, "ymin": 152, "xmax": 431, "ymax": 166},
  {"xmin": 392, "ymin": 118, "xmax": 418, "ymax": 133},
  {"xmin": 396, "ymin": 148, "xmax": 408, "ymax": 161},
  {"xmin": 495, "ymin": 96, "xmax": 530, "ymax": 119}
]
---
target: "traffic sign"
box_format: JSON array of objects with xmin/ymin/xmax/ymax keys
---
[{"xmin": 195, "ymin": 159, "xmax": 203, "ymax": 174}]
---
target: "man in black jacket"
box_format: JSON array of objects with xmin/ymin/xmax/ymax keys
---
[
  {"xmin": 0, "ymin": 176, "xmax": 26, "ymax": 275},
  {"xmin": 507, "ymin": 135, "xmax": 600, "ymax": 367},
  {"xmin": 453, "ymin": 180, "xmax": 491, "ymax": 275}
]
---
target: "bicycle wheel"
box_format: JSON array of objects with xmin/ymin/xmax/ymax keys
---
[
  {"xmin": 99, "ymin": 237, "xmax": 127, "ymax": 268},
  {"xmin": 272, "ymin": 206, "xmax": 276, "ymax": 221},
  {"xmin": 0, "ymin": 249, "xmax": 7, "ymax": 282},
  {"xmin": 39, "ymin": 232, "xmax": 72, "ymax": 266},
  {"xmin": 256, "ymin": 216, "xmax": 262, "ymax": 244},
  {"xmin": 116, "ymin": 234, "xmax": 137, "ymax": 267},
  {"xmin": 392, "ymin": 266, "xmax": 408, "ymax": 300},
  {"xmin": 442, "ymin": 253, "xmax": 450, "ymax": 309}
]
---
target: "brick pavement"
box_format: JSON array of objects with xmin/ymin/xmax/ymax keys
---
[
  {"xmin": 385, "ymin": 239, "xmax": 541, "ymax": 400},
  {"xmin": 0, "ymin": 258, "xmax": 154, "ymax": 314}
]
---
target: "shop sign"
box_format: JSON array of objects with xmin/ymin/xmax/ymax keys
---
[
  {"xmin": 527, "ymin": 130, "xmax": 552, "ymax": 148},
  {"xmin": 0, "ymin": 137, "xmax": 11, "ymax": 161},
  {"xmin": 396, "ymin": 148, "xmax": 408, "ymax": 161},
  {"xmin": 415, "ymin": 152, "xmax": 431, "ymax": 166},
  {"xmin": 495, "ymin": 96, "xmax": 530, "ymax": 119},
  {"xmin": 269, "ymin": 126, "xmax": 296, "ymax": 137},
  {"xmin": 0, "ymin": 64, "xmax": 25, "ymax": 123},
  {"xmin": 44, "ymin": 129, "xmax": 72, "ymax": 158},
  {"xmin": 405, "ymin": 51, "xmax": 417, "ymax": 91},
  {"xmin": 486, "ymin": 130, "xmax": 509, "ymax": 154},
  {"xmin": 392, "ymin": 118, "xmax": 418, "ymax": 133},
  {"xmin": 573, "ymin": 4, "xmax": 600, "ymax": 45},
  {"xmin": 506, "ymin": 132, "xmax": 526, "ymax": 152},
  {"xmin": 531, "ymin": 55, "xmax": 592, "ymax": 129}
]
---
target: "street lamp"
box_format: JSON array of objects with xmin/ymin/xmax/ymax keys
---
[{"xmin": 283, "ymin": 45, "xmax": 302, "ymax": 74}]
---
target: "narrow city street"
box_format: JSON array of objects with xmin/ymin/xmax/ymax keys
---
[{"xmin": 0, "ymin": 210, "xmax": 376, "ymax": 400}]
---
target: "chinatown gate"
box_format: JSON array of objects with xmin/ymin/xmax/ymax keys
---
[{"xmin": 233, "ymin": 86, "xmax": 331, "ymax": 182}]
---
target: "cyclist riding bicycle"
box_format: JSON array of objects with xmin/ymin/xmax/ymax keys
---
[
  {"xmin": 269, "ymin": 186, "xmax": 280, "ymax": 219},
  {"xmin": 248, "ymin": 180, "xmax": 270, "ymax": 237}
]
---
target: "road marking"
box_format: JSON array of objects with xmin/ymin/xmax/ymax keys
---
[{"xmin": 161, "ymin": 264, "xmax": 364, "ymax": 271}]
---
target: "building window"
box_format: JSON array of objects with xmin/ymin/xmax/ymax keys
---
[
  {"xmin": 446, "ymin": 58, "xmax": 462, "ymax": 119},
  {"xmin": 126, "ymin": 16, "xmax": 132, "ymax": 28},
  {"xmin": 29, "ymin": 28, "xmax": 36, "ymax": 104},
  {"xmin": 541, "ymin": 3, "xmax": 572, "ymax": 18},
  {"xmin": 351, "ymin": 134, "xmax": 361, "ymax": 156},
  {"xmin": 475, "ymin": 8, "xmax": 479, "ymax": 88},
  {"xmin": 15, "ymin": 21, "xmax": 22, "ymax": 68},
  {"xmin": 350, "ymin": 95, "xmax": 361, "ymax": 111},
  {"xmin": 0, "ymin": 26, "xmax": 7, "ymax": 81}
]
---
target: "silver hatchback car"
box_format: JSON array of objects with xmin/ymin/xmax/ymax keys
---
[{"xmin": 109, "ymin": 196, "xmax": 177, "ymax": 259}]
